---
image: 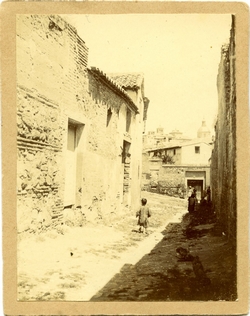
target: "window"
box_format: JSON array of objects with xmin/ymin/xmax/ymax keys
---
[
  {"xmin": 106, "ymin": 108, "xmax": 112, "ymax": 127},
  {"xmin": 126, "ymin": 108, "xmax": 131, "ymax": 133},
  {"xmin": 122, "ymin": 140, "xmax": 131, "ymax": 163},
  {"xmin": 195, "ymin": 146, "xmax": 200, "ymax": 154},
  {"xmin": 173, "ymin": 149, "xmax": 176, "ymax": 155}
]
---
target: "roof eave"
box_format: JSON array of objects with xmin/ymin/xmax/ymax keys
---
[
  {"xmin": 147, "ymin": 146, "xmax": 181, "ymax": 152},
  {"xmin": 89, "ymin": 67, "xmax": 139, "ymax": 114}
]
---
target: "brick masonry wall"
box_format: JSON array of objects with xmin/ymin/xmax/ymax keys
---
[
  {"xmin": 16, "ymin": 15, "xmax": 142, "ymax": 232},
  {"xmin": 16, "ymin": 15, "xmax": 74, "ymax": 232},
  {"xmin": 17, "ymin": 85, "xmax": 63, "ymax": 232},
  {"xmin": 210, "ymin": 16, "xmax": 236, "ymax": 245}
]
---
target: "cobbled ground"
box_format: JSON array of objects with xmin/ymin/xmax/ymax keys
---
[{"xmin": 18, "ymin": 192, "xmax": 236, "ymax": 301}]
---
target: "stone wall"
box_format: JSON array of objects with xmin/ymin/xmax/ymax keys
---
[
  {"xmin": 159, "ymin": 166, "xmax": 185, "ymax": 188},
  {"xmin": 16, "ymin": 15, "xmax": 77, "ymax": 232},
  {"xmin": 210, "ymin": 16, "xmax": 236, "ymax": 245},
  {"xmin": 141, "ymin": 158, "xmax": 210, "ymax": 198},
  {"xmin": 158, "ymin": 165, "xmax": 209, "ymax": 197},
  {"xmin": 16, "ymin": 15, "xmax": 143, "ymax": 233}
]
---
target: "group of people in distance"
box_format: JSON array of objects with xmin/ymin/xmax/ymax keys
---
[
  {"xmin": 188, "ymin": 185, "xmax": 211, "ymax": 214},
  {"xmin": 136, "ymin": 186, "xmax": 212, "ymax": 235}
]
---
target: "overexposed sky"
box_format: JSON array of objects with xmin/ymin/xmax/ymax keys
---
[{"xmin": 63, "ymin": 14, "xmax": 232, "ymax": 138}]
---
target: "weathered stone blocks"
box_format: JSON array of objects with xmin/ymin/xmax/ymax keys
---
[
  {"xmin": 16, "ymin": 15, "xmax": 144, "ymax": 233},
  {"xmin": 211, "ymin": 17, "xmax": 236, "ymax": 245}
]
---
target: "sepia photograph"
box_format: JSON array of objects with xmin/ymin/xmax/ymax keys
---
[
  {"xmin": 15, "ymin": 12, "xmax": 237, "ymax": 302},
  {"xmin": 1, "ymin": 2, "xmax": 249, "ymax": 315}
]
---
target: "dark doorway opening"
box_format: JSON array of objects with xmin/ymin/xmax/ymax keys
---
[{"xmin": 187, "ymin": 179, "xmax": 203, "ymax": 200}]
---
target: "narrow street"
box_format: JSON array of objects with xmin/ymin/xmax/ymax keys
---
[
  {"xmin": 17, "ymin": 192, "xmax": 236, "ymax": 302},
  {"xmin": 2, "ymin": 12, "xmax": 243, "ymax": 316},
  {"xmin": 91, "ymin": 212, "xmax": 236, "ymax": 301},
  {"xmin": 17, "ymin": 192, "xmax": 186, "ymax": 301}
]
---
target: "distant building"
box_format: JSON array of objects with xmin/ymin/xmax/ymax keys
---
[
  {"xmin": 143, "ymin": 127, "xmax": 191, "ymax": 150},
  {"xmin": 160, "ymin": 138, "xmax": 213, "ymax": 165},
  {"xmin": 143, "ymin": 127, "xmax": 167, "ymax": 149},
  {"xmin": 197, "ymin": 119, "xmax": 211, "ymax": 138},
  {"xmin": 142, "ymin": 122, "xmax": 213, "ymax": 200},
  {"xmin": 168, "ymin": 129, "xmax": 183, "ymax": 140}
]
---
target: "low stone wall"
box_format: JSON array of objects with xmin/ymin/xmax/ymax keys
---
[
  {"xmin": 143, "ymin": 164, "xmax": 210, "ymax": 199},
  {"xmin": 157, "ymin": 181, "xmax": 186, "ymax": 198}
]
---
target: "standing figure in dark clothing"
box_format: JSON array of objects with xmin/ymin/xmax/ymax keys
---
[
  {"xmin": 193, "ymin": 188, "xmax": 197, "ymax": 197},
  {"xmin": 187, "ymin": 186, "xmax": 193, "ymax": 198},
  {"xmin": 188, "ymin": 193, "xmax": 196, "ymax": 213},
  {"xmin": 136, "ymin": 198, "xmax": 151, "ymax": 234},
  {"xmin": 206, "ymin": 186, "xmax": 211, "ymax": 203}
]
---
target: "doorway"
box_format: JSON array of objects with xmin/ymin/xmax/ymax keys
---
[
  {"xmin": 64, "ymin": 119, "xmax": 84, "ymax": 207},
  {"xmin": 122, "ymin": 140, "xmax": 131, "ymax": 205},
  {"xmin": 64, "ymin": 123, "xmax": 77, "ymax": 206},
  {"xmin": 187, "ymin": 179, "xmax": 203, "ymax": 201}
]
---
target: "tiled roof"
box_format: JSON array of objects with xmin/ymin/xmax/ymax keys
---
[
  {"xmin": 147, "ymin": 143, "xmax": 181, "ymax": 152},
  {"xmin": 108, "ymin": 73, "xmax": 144, "ymax": 90},
  {"xmin": 146, "ymin": 138, "xmax": 213, "ymax": 152},
  {"xmin": 88, "ymin": 67, "xmax": 139, "ymax": 114}
]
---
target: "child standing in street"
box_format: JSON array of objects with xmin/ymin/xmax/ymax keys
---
[{"xmin": 136, "ymin": 198, "xmax": 151, "ymax": 234}]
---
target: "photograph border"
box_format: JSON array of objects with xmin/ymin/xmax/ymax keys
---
[{"xmin": 1, "ymin": 1, "xmax": 249, "ymax": 315}]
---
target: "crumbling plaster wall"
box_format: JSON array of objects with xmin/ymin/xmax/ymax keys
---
[
  {"xmin": 82, "ymin": 72, "xmax": 137, "ymax": 216},
  {"xmin": 130, "ymin": 91, "xmax": 145, "ymax": 211},
  {"xmin": 16, "ymin": 15, "xmax": 142, "ymax": 232},
  {"xmin": 210, "ymin": 16, "xmax": 236, "ymax": 245},
  {"xmin": 16, "ymin": 15, "xmax": 79, "ymax": 232}
]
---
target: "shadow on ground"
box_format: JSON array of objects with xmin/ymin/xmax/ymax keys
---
[{"xmin": 90, "ymin": 206, "xmax": 237, "ymax": 301}]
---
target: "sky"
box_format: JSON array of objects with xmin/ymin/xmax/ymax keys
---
[{"xmin": 63, "ymin": 14, "xmax": 232, "ymax": 138}]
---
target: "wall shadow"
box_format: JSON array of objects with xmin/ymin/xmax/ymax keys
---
[{"xmin": 90, "ymin": 209, "xmax": 237, "ymax": 302}]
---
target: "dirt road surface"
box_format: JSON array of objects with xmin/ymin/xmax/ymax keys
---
[
  {"xmin": 18, "ymin": 192, "xmax": 236, "ymax": 301},
  {"xmin": 18, "ymin": 192, "xmax": 187, "ymax": 301}
]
